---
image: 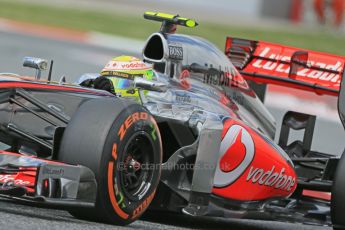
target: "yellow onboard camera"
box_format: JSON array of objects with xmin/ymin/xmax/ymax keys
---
[{"xmin": 144, "ymin": 11, "xmax": 198, "ymax": 33}]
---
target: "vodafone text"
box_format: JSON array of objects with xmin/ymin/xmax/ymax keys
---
[{"xmin": 246, "ymin": 166, "xmax": 295, "ymax": 192}]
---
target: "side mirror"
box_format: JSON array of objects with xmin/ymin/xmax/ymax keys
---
[
  {"xmin": 134, "ymin": 77, "xmax": 168, "ymax": 92},
  {"xmin": 23, "ymin": 57, "xmax": 48, "ymax": 80}
]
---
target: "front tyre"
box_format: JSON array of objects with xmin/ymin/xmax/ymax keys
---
[{"xmin": 58, "ymin": 98, "xmax": 162, "ymax": 225}]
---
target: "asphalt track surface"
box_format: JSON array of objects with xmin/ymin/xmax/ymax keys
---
[{"xmin": 0, "ymin": 30, "xmax": 335, "ymax": 230}]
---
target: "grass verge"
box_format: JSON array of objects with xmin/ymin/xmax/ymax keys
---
[{"xmin": 0, "ymin": 0, "xmax": 345, "ymax": 55}]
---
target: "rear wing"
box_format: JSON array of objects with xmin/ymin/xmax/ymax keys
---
[
  {"xmin": 225, "ymin": 37, "xmax": 345, "ymax": 127},
  {"xmin": 225, "ymin": 37, "xmax": 345, "ymax": 96}
]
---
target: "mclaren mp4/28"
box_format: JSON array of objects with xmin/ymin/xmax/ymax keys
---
[{"xmin": 0, "ymin": 12, "xmax": 345, "ymax": 229}]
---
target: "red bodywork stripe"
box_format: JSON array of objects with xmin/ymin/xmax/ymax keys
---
[
  {"xmin": 0, "ymin": 81, "xmax": 110, "ymax": 96},
  {"xmin": 303, "ymin": 189, "xmax": 331, "ymax": 200}
]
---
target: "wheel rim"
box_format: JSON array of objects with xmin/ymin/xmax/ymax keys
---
[{"xmin": 118, "ymin": 131, "xmax": 155, "ymax": 201}]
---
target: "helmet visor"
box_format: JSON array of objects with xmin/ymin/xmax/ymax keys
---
[{"xmin": 109, "ymin": 77, "xmax": 133, "ymax": 90}]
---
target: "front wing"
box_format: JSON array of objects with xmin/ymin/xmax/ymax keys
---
[{"xmin": 0, "ymin": 151, "xmax": 96, "ymax": 208}]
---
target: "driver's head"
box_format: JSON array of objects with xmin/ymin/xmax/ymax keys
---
[{"xmin": 95, "ymin": 55, "xmax": 154, "ymax": 96}]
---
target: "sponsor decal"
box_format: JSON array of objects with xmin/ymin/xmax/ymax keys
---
[
  {"xmin": 121, "ymin": 62, "xmax": 148, "ymax": 69},
  {"xmin": 131, "ymin": 191, "xmax": 155, "ymax": 219},
  {"xmin": 175, "ymin": 94, "xmax": 192, "ymax": 103},
  {"xmin": 246, "ymin": 166, "xmax": 296, "ymax": 192},
  {"xmin": 42, "ymin": 167, "xmax": 64, "ymax": 176},
  {"xmin": 252, "ymin": 47, "xmax": 343, "ymax": 84},
  {"xmin": 200, "ymin": 64, "xmax": 249, "ymax": 91},
  {"xmin": 214, "ymin": 125, "xmax": 255, "ymax": 187},
  {"xmin": 179, "ymin": 69, "xmax": 191, "ymax": 90},
  {"xmin": 104, "ymin": 62, "xmax": 117, "ymax": 68},
  {"xmin": 0, "ymin": 175, "xmax": 31, "ymax": 186},
  {"xmin": 219, "ymin": 129, "xmax": 246, "ymax": 172},
  {"xmin": 213, "ymin": 124, "xmax": 296, "ymax": 191},
  {"xmin": 169, "ymin": 45, "xmax": 183, "ymax": 60},
  {"xmin": 118, "ymin": 112, "xmax": 149, "ymax": 141},
  {"xmin": 101, "ymin": 71, "xmax": 131, "ymax": 79},
  {"xmin": 103, "ymin": 61, "xmax": 150, "ymax": 71}
]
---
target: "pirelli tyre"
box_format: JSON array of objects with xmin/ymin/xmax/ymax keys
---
[
  {"xmin": 331, "ymin": 152, "xmax": 345, "ymax": 230},
  {"xmin": 58, "ymin": 98, "xmax": 162, "ymax": 225}
]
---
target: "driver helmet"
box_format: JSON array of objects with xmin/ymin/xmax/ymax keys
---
[{"xmin": 96, "ymin": 55, "xmax": 154, "ymax": 97}]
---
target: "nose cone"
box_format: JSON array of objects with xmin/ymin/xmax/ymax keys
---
[{"xmin": 213, "ymin": 118, "xmax": 297, "ymax": 201}]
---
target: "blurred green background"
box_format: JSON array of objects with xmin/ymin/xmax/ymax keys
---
[{"xmin": 0, "ymin": 0, "xmax": 344, "ymax": 55}]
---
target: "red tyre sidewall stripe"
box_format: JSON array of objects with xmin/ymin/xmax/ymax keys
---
[{"xmin": 107, "ymin": 161, "xmax": 129, "ymax": 220}]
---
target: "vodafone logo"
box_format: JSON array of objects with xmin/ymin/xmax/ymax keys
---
[
  {"xmin": 214, "ymin": 125, "xmax": 255, "ymax": 187},
  {"xmin": 213, "ymin": 124, "xmax": 296, "ymax": 192},
  {"xmin": 103, "ymin": 61, "xmax": 150, "ymax": 71},
  {"xmin": 121, "ymin": 62, "xmax": 147, "ymax": 69},
  {"xmin": 246, "ymin": 166, "xmax": 296, "ymax": 192},
  {"xmin": 179, "ymin": 69, "xmax": 191, "ymax": 89}
]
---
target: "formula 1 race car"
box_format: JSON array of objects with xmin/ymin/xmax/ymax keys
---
[{"xmin": 1, "ymin": 12, "xmax": 345, "ymax": 229}]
